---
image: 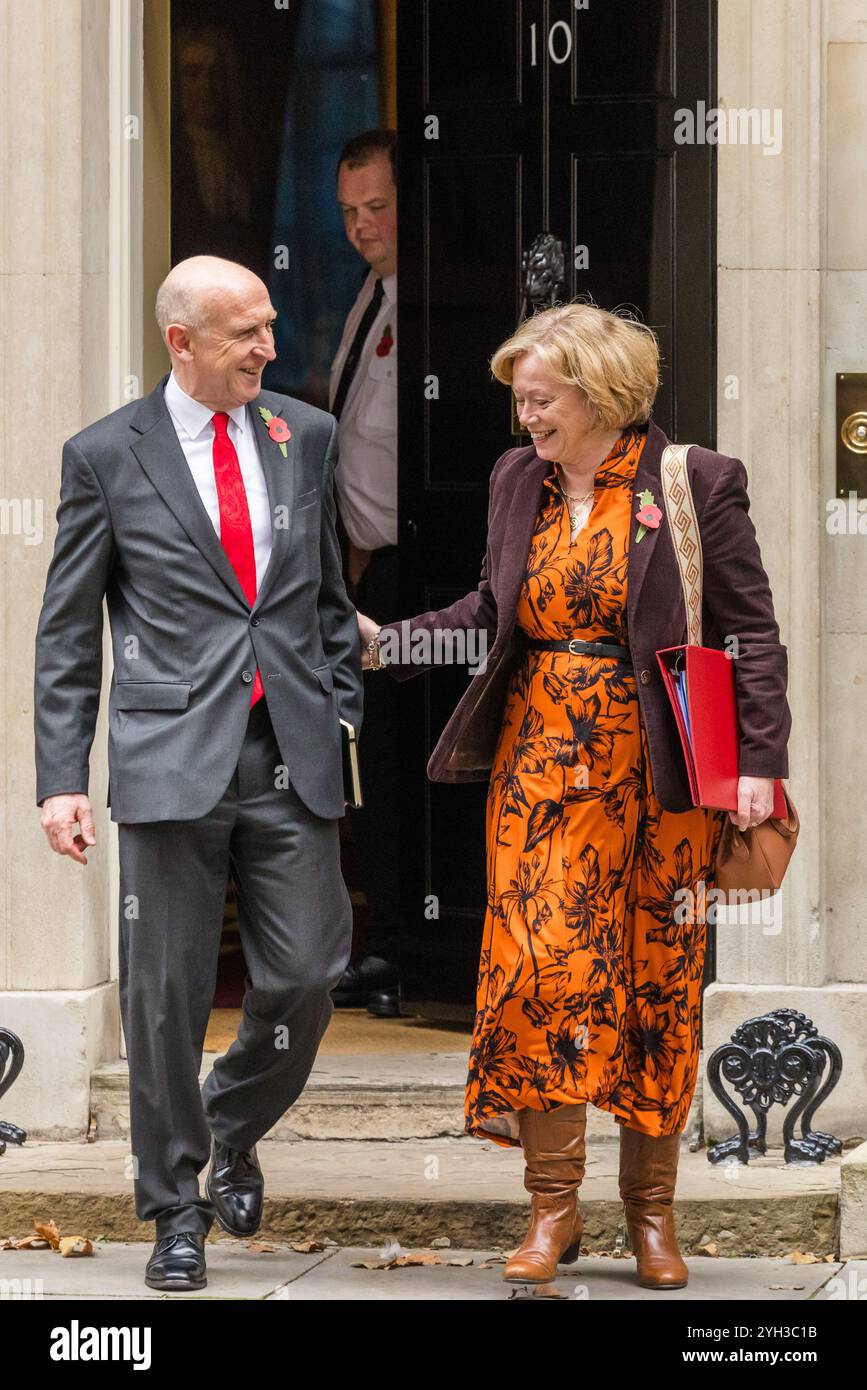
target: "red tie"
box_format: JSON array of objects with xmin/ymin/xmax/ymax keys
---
[{"xmin": 211, "ymin": 412, "xmax": 264, "ymax": 707}]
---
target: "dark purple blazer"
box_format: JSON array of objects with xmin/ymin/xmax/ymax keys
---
[{"xmin": 378, "ymin": 419, "xmax": 791, "ymax": 813}]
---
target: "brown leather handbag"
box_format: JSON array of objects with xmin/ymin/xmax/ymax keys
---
[
  {"xmin": 660, "ymin": 443, "xmax": 800, "ymax": 896},
  {"xmin": 714, "ymin": 787, "xmax": 800, "ymax": 895}
]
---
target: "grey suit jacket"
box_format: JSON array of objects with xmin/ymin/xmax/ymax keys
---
[{"xmin": 34, "ymin": 375, "xmax": 363, "ymax": 822}]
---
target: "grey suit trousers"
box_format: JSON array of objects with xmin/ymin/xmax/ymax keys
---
[{"xmin": 117, "ymin": 696, "xmax": 352, "ymax": 1238}]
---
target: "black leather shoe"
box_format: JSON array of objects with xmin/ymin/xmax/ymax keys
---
[
  {"xmin": 206, "ymin": 1137, "xmax": 264, "ymax": 1237},
  {"xmin": 332, "ymin": 954, "xmax": 399, "ymax": 1008},
  {"xmin": 367, "ymin": 987, "xmax": 401, "ymax": 1018},
  {"xmin": 144, "ymin": 1232, "xmax": 207, "ymax": 1291}
]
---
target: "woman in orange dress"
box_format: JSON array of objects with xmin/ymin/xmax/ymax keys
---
[
  {"xmin": 466, "ymin": 421, "xmax": 726, "ymax": 1151},
  {"xmin": 464, "ymin": 420, "xmax": 726, "ymax": 1285},
  {"xmin": 360, "ymin": 303, "xmax": 790, "ymax": 1291}
]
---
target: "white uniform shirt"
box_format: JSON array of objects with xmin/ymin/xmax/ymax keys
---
[
  {"xmin": 163, "ymin": 370, "xmax": 273, "ymax": 590},
  {"xmin": 328, "ymin": 269, "xmax": 397, "ymax": 550}
]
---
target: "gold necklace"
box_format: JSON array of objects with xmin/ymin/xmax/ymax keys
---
[
  {"xmin": 556, "ymin": 468, "xmax": 595, "ymax": 504},
  {"xmin": 554, "ymin": 468, "xmax": 595, "ymax": 538},
  {"xmin": 563, "ymin": 491, "xmax": 594, "ymax": 537}
]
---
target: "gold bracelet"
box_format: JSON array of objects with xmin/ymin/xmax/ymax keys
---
[{"xmin": 366, "ymin": 631, "xmax": 384, "ymax": 670}]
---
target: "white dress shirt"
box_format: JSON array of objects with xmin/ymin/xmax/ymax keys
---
[
  {"xmin": 328, "ymin": 269, "xmax": 397, "ymax": 550},
  {"xmin": 163, "ymin": 371, "xmax": 273, "ymax": 591}
]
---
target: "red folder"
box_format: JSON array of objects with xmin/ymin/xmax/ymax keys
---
[{"xmin": 656, "ymin": 644, "xmax": 786, "ymax": 818}]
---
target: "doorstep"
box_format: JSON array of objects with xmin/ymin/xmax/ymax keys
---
[
  {"xmin": 0, "ymin": 1136, "xmax": 845, "ymax": 1256},
  {"xmin": 90, "ymin": 1052, "xmax": 673, "ymax": 1143},
  {"xmin": 91, "ymin": 1052, "xmax": 472, "ymax": 1142}
]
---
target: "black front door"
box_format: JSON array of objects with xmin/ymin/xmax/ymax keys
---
[{"xmin": 396, "ymin": 0, "xmax": 717, "ymax": 1014}]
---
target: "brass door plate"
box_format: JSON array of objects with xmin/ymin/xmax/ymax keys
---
[{"xmin": 836, "ymin": 373, "xmax": 867, "ymax": 497}]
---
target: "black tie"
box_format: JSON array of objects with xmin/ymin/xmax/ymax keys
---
[{"xmin": 331, "ymin": 276, "xmax": 385, "ymax": 421}]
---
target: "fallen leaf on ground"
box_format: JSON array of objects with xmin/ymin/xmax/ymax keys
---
[
  {"xmin": 350, "ymin": 1249, "xmax": 449, "ymax": 1271},
  {"xmin": 1, "ymin": 1220, "xmax": 94, "ymax": 1254},
  {"xmin": 35, "ymin": 1220, "xmax": 61, "ymax": 1250},
  {"xmin": 788, "ymin": 1251, "xmax": 821, "ymax": 1264},
  {"xmin": 769, "ymin": 1284, "xmax": 806, "ymax": 1291},
  {"xmin": 289, "ymin": 1239, "xmax": 325, "ymax": 1254},
  {"xmin": 699, "ymin": 1242, "xmax": 720, "ymax": 1257},
  {"xmin": 248, "ymin": 1241, "xmax": 280, "ymax": 1253},
  {"xmin": 430, "ymin": 1236, "xmax": 451, "ymax": 1248},
  {"xmin": 447, "ymin": 1257, "xmax": 474, "ymax": 1267},
  {"xmin": 509, "ymin": 1282, "xmax": 568, "ymax": 1300},
  {"xmin": 59, "ymin": 1237, "xmax": 93, "ymax": 1258}
]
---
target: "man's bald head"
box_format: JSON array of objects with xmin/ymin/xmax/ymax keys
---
[
  {"xmin": 155, "ymin": 256, "xmax": 265, "ymax": 336},
  {"xmin": 155, "ymin": 255, "xmax": 277, "ymax": 411}
]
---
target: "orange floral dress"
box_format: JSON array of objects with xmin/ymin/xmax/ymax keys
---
[{"xmin": 465, "ymin": 425, "xmax": 727, "ymax": 1144}]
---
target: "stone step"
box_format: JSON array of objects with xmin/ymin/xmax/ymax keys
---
[
  {"xmin": 90, "ymin": 1052, "xmax": 692, "ymax": 1144},
  {"xmin": 0, "ymin": 1136, "xmax": 847, "ymax": 1256},
  {"xmin": 91, "ymin": 1052, "xmax": 471, "ymax": 1142}
]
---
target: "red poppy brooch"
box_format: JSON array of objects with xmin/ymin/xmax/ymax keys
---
[
  {"xmin": 634, "ymin": 489, "xmax": 663, "ymax": 543},
  {"xmin": 375, "ymin": 322, "xmax": 394, "ymax": 357},
  {"xmin": 258, "ymin": 407, "xmax": 292, "ymax": 458}
]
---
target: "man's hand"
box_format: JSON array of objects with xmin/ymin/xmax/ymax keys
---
[
  {"xmin": 347, "ymin": 541, "xmax": 372, "ymax": 590},
  {"xmin": 729, "ymin": 776, "xmax": 775, "ymax": 832},
  {"xmin": 40, "ymin": 794, "xmax": 96, "ymax": 864},
  {"xmin": 357, "ymin": 610, "xmax": 382, "ymax": 669}
]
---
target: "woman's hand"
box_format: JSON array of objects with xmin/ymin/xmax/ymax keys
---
[
  {"xmin": 729, "ymin": 775, "xmax": 775, "ymax": 832},
  {"xmin": 357, "ymin": 610, "xmax": 381, "ymax": 668}
]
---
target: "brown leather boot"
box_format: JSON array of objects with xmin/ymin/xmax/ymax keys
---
[
  {"xmin": 618, "ymin": 1124, "xmax": 689, "ymax": 1288},
  {"xmin": 503, "ymin": 1103, "xmax": 587, "ymax": 1283}
]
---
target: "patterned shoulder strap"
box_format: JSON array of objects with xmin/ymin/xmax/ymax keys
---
[{"xmin": 659, "ymin": 443, "xmax": 703, "ymax": 647}]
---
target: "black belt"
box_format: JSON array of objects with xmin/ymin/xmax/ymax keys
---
[{"xmin": 525, "ymin": 637, "xmax": 632, "ymax": 663}]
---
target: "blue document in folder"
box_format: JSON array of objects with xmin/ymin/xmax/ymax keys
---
[{"xmin": 674, "ymin": 667, "xmax": 692, "ymax": 747}]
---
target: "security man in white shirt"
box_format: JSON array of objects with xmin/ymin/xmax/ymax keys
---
[{"xmin": 328, "ymin": 130, "xmax": 401, "ymax": 1017}]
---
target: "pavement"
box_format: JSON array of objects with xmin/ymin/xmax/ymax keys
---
[{"xmin": 0, "ymin": 1240, "xmax": 860, "ymax": 1301}]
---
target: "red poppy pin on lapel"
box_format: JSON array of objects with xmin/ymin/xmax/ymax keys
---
[
  {"xmin": 635, "ymin": 489, "xmax": 662, "ymax": 543},
  {"xmin": 375, "ymin": 322, "xmax": 394, "ymax": 357},
  {"xmin": 258, "ymin": 407, "xmax": 291, "ymax": 458}
]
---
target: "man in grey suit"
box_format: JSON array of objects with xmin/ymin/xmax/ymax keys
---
[{"xmin": 34, "ymin": 255, "xmax": 363, "ymax": 1291}]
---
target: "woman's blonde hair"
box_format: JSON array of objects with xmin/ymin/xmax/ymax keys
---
[{"xmin": 489, "ymin": 300, "xmax": 662, "ymax": 430}]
